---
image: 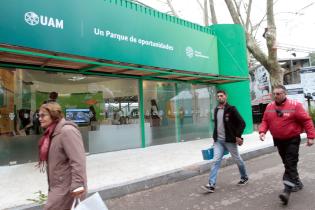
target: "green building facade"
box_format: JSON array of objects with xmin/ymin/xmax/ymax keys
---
[{"xmin": 0, "ymin": 0, "xmax": 252, "ymax": 165}]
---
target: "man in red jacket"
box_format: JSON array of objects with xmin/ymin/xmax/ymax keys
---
[{"xmin": 259, "ymin": 85, "xmax": 315, "ymax": 205}]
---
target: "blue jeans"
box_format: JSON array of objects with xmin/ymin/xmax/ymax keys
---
[{"xmin": 208, "ymin": 139, "xmax": 248, "ymax": 185}]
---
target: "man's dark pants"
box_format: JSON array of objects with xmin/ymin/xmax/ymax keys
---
[{"xmin": 274, "ymin": 136, "xmax": 301, "ymax": 190}]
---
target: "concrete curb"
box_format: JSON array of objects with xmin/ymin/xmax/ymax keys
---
[
  {"xmin": 97, "ymin": 145, "xmax": 278, "ymax": 200},
  {"xmin": 18, "ymin": 144, "xmax": 280, "ymax": 210}
]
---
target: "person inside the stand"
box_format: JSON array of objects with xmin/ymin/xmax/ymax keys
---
[
  {"xmin": 150, "ymin": 99, "xmax": 160, "ymax": 127},
  {"xmin": 17, "ymin": 108, "xmax": 33, "ymax": 135},
  {"xmin": 48, "ymin": 91, "xmax": 58, "ymax": 103}
]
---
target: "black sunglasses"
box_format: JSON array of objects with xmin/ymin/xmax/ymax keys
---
[{"xmin": 276, "ymin": 109, "xmax": 283, "ymax": 117}]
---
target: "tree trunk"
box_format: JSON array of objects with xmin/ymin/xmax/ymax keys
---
[
  {"xmin": 269, "ymin": 67, "xmax": 285, "ymax": 87},
  {"xmin": 265, "ymin": 0, "xmax": 283, "ymax": 88}
]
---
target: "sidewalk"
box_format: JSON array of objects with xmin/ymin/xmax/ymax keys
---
[{"xmin": 1, "ymin": 131, "xmax": 298, "ymax": 210}]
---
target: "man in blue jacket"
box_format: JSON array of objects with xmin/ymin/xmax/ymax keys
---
[{"xmin": 201, "ymin": 90, "xmax": 248, "ymax": 193}]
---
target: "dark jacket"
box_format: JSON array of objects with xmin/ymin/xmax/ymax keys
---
[{"xmin": 213, "ymin": 103, "xmax": 246, "ymax": 143}]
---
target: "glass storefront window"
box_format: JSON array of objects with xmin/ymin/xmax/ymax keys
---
[
  {"xmin": 0, "ymin": 68, "xmax": 141, "ymax": 165},
  {"xmin": 175, "ymin": 84, "xmax": 216, "ymax": 141},
  {"xmin": 0, "ymin": 67, "xmax": 216, "ymax": 166},
  {"xmin": 143, "ymin": 81, "xmax": 177, "ymax": 146}
]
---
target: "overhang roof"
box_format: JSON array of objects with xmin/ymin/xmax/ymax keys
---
[{"xmin": 0, "ymin": 44, "xmax": 248, "ymax": 84}]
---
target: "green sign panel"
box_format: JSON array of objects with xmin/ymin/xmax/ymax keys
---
[{"xmin": 0, "ymin": 0, "xmax": 219, "ymax": 74}]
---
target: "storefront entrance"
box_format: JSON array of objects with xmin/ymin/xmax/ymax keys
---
[{"xmin": 0, "ymin": 68, "xmax": 218, "ymax": 165}]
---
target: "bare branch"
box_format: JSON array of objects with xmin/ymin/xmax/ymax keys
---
[
  {"xmin": 131, "ymin": 0, "xmax": 157, "ymax": 10},
  {"xmin": 209, "ymin": 0, "xmax": 218, "ymax": 24},
  {"xmin": 204, "ymin": 0, "xmax": 209, "ymax": 26},
  {"xmin": 166, "ymin": 0, "xmax": 179, "ymax": 17},
  {"xmin": 246, "ymin": 35, "xmax": 268, "ymax": 68},
  {"xmin": 224, "ymin": 0, "xmax": 242, "ymax": 25},
  {"xmin": 196, "ymin": 0, "xmax": 204, "ymax": 10},
  {"xmin": 245, "ymin": 0, "xmax": 252, "ymax": 31},
  {"xmin": 232, "ymin": 0, "xmax": 245, "ymax": 26}
]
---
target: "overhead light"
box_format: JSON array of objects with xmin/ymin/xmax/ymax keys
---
[
  {"xmin": 68, "ymin": 76, "xmax": 86, "ymax": 81},
  {"xmin": 58, "ymin": 93, "xmax": 71, "ymax": 97}
]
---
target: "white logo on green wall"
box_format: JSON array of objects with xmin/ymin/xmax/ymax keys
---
[
  {"xmin": 186, "ymin": 46, "xmax": 194, "ymax": 58},
  {"xmin": 25, "ymin": 12, "xmax": 39, "ymax": 26},
  {"xmin": 185, "ymin": 46, "xmax": 209, "ymax": 60},
  {"xmin": 24, "ymin": 11, "xmax": 64, "ymax": 29}
]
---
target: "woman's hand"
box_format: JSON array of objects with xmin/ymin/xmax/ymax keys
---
[{"xmin": 71, "ymin": 186, "xmax": 85, "ymax": 197}]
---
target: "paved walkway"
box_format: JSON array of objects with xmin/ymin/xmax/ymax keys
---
[
  {"xmin": 105, "ymin": 139, "xmax": 315, "ymax": 210},
  {"xmin": 1, "ymin": 131, "xmax": 302, "ymax": 210}
]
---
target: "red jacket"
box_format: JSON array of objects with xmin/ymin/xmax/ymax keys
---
[{"xmin": 259, "ymin": 99, "xmax": 315, "ymax": 140}]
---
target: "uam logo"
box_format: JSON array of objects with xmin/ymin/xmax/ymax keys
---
[
  {"xmin": 185, "ymin": 46, "xmax": 194, "ymax": 58},
  {"xmin": 24, "ymin": 11, "xmax": 64, "ymax": 29}
]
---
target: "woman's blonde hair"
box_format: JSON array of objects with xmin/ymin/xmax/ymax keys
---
[{"xmin": 40, "ymin": 102, "xmax": 64, "ymax": 122}]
